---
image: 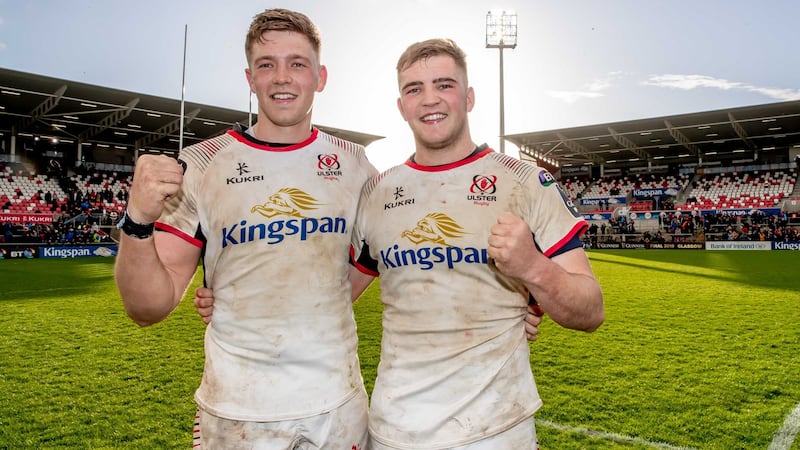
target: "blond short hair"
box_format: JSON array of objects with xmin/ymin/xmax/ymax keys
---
[
  {"xmin": 245, "ymin": 8, "xmax": 322, "ymax": 62},
  {"xmin": 396, "ymin": 38, "xmax": 468, "ymax": 77}
]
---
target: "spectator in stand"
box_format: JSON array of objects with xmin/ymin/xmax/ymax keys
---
[
  {"xmin": 117, "ymin": 187, "xmax": 129, "ymax": 203},
  {"xmin": 2, "ymin": 222, "xmax": 13, "ymax": 243},
  {"xmin": 63, "ymin": 227, "xmax": 75, "ymax": 244}
]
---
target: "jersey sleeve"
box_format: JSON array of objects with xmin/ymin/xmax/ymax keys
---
[
  {"xmin": 350, "ymin": 173, "xmax": 380, "ymax": 276},
  {"xmin": 154, "ymin": 145, "xmax": 207, "ymax": 247},
  {"xmin": 523, "ymin": 166, "xmax": 588, "ymax": 257}
]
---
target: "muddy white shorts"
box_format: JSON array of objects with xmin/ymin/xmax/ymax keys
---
[
  {"xmin": 368, "ymin": 416, "xmax": 537, "ymax": 450},
  {"xmin": 193, "ymin": 389, "xmax": 369, "ymax": 450}
]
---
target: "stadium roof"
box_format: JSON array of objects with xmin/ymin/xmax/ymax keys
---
[
  {"xmin": 506, "ymin": 100, "xmax": 800, "ymax": 174},
  {"xmin": 0, "ymin": 67, "xmax": 384, "ymax": 158}
]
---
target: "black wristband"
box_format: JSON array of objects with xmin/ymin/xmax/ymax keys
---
[{"xmin": 117, "ymin": 210, "xmax": 155, "ymax": 239}]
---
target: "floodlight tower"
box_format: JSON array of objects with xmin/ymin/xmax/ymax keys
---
[{"xmin": 485, "ymin": 10, "xmax": 517, "ymax": 154}]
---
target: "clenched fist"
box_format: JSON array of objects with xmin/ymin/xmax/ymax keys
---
[
  {"xmin": 487, "ymin": 212, "xmax": 543, "ymax": 281},
  {"xmin": 127, "ymin": 154, "xmax": 185, "ymax": 224}
]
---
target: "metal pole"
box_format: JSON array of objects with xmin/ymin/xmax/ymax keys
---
[
  {"xmin": 249, "ymin": 93, "xmax": 253, "ymax": 129},
  {"xmin": 499, "ymin": 46, "xmax": 505, "ymax": 154},
  {"xmin": 178, "ymin": 24, "xmax": 187, "ymax": 153}
]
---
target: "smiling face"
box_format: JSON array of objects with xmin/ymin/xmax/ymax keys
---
[
  {"xmin": 397, "ymin": 53, "xmax": 475, "ymax": 162},
  {"xmin": 245, "ymin": 30, "xmax": 327, "ymax": 141}
]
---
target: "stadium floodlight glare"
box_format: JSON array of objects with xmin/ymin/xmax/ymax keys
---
[{"xmin": 486, "ymin": 9, "xmax": 517, "ymax": 154}]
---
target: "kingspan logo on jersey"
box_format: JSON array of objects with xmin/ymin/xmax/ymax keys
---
[
  {"xmin": 379, "ymin": 212, "xmax": 488, "ymax": 271},
  {"xmin": 226, "ymin": 161, "xmax": 265, "ymax": 185},
  {"xmin": 317, "ymin": 153, "xmax": 343, "ymax": 179},
  {"xmin": 221, "ymin": 187, "xmax": 346, "ymax": 248},
  {"xmin": 468, "ymin": 174, "xmax": 498, "ymax": 205}
]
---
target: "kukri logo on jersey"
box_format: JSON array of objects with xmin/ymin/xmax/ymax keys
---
[
  {"xmin": 226, "ymin": 161, "xmax": 265, "ymax": 185},
  {"xmin": 385, "ymin": 186, "xmax": 415, "ymax": 210},
  {"xmin": 221, "ymin": 188, "xmax": 346, "ymax": 247},
  {"xmin": 379, "ymin": 212, "xmax": 488, "ymax": 271},
  {"xmin": 317, "ymin": 153, "xmax": 343, "ymax": 179},
  {"xmin": 468, "ymin": 174, "xmax": 498, "ymax": 205}
]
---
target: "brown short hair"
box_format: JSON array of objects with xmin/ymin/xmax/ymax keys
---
[
  {"xmin": 396, "ymin": 38, "xmax": 468, "ymax": 76},
  {"xmin": 245, "ymin": 8, "xmax": 322, "ymax": 62}
]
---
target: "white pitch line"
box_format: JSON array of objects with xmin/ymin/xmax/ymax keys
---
[
  {"xmin": 536, "ymin": 420, "xmax": 698, "ymax": 450},
  {"xmin": 768, "ymin": 402, "xmax": 800, "ymax": 450}
]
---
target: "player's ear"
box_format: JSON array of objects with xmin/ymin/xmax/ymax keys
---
[
  {"xmin": 316, "ymin": 65, "xmax": 328, "ymax": 92},
  {"xmin": 466, "ymin": 86, "xmax": 475, "ymax": 112},
  {"xmin": 245, "ymin": 68, "xmax": 255, "ymax": 94},
  {"xmin": 397, "ymin": 97, "xmax": 409, "ymax": 122}
]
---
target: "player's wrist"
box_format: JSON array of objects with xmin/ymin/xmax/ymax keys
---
[
  {"xmin": 123, "ymin": 205, "xmax": 151, "ymax": 224},
  {"xmin": 117, "ymin": 209, "xmax": 155, "ymax": 239}
]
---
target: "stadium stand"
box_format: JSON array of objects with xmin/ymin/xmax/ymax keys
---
[
  {"xmin": 681, "ymin": 170, "xmax": 796, "ymax": 210},
  {"xmin": 1, "ymin": 163, "xmax": 67, "ymax": 214},
  {"xmin": 570, "ymin": 164, "xmax": 799, "ymax": 245},
  {"xmin": 0, "ymin": 161, "xmax": 124, "ymax": 244},
  {"xmin": 575, "ymin": 173, "xmax": 691, "ymax": 212},
  {"xmin": 581, "ymin": 174, "xmax": 688, "ymax": 200},
  {"xmin": 559, "ymin": 175, "xmax": 589, "ymax": 202}
]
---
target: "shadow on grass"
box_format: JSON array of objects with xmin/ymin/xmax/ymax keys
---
[
  {"xmin": 0, "ymin": 258, "xmax": 119, "ymax": 302},
  {"xmin": 587, "ymin": 249, "xmax": 798, "ymax": 291}
]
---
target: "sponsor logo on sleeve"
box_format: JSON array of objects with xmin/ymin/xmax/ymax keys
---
[
  {"xmin": 538, "ymin": 170, "xmax": 556, "ymax": 187},
  {"xmin": 555, "ymin": 184, "xmax": 582, "ymax": 218}
]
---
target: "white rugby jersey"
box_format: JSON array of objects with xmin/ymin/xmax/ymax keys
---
[
  {"xmin": 351, "ymin": 147, "xmax": 587, "ymax": 448},
  {"xmin": 156, "ymin": 127, "xmax": 377, "ymax": 421}
]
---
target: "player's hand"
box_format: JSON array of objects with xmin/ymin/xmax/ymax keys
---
[
  {"xmin": 487, "ymin": 213, "xmax": 543, "ymax": 281},
  {"xmin": 194, "ymin": 286, "xmax": 215, "ymax": 324},
  {"xmin": 127, "ymin": 154, "xmax": 184, "ymax": 224},
  {"xmin": 525, "ymin": 304, "xmax": 542, "ymax": 342}
]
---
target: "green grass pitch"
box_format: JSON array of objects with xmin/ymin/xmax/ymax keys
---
[{"xmin": 0, "ymin": 250, "xmax": 798, "ymax": 449}]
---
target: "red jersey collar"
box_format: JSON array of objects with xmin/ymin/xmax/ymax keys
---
[{"xmin": 227, "ymin": 127, "xmax": 318, "ymax": 151}]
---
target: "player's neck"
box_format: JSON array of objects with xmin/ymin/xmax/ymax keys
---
[
  {"xmin": 413, "ymin": 136, "xmax": 478, "ymax": 167},
  {"xmin": 251, "ymin": 120, "xmax": 313, "ymax": 145}
]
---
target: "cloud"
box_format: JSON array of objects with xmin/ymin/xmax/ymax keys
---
[
  {"xmin": 545, "ymin": 90, "xmax": 604, "ymax": 103},
  {"xmin": 546, "ymin": 71, "xmax": 622, "ymax": 104},
  {"xmin": 643, "ymin": 74, "xmax": 800, "ymax": 101},
  {"xmin": 747, "ymin": 86, "xmax": 800, "ymax": 101}
]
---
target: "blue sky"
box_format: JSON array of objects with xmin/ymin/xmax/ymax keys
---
[{"xmin": 2, "ymin": 0, "xmax": 799, "ymax": 170}]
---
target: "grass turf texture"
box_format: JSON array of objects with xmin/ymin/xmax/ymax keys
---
[{"xmin": 0, "ymin": 251, "xmax": 797, "ymax": 449}]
